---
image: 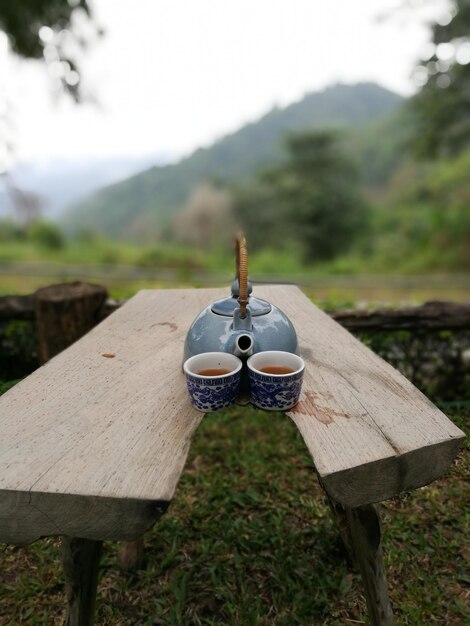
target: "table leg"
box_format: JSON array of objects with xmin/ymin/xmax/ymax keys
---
[
  {"xmin": 328, "ymin": 498, "xmax": 394, "ymax": 626},
  {"xmin": 61, "ymin": 536, "xmax": 103, "ymax": 626},
  {"xmin": 118, "ymin": 536, "xmax": 144, "ymax": 572}
]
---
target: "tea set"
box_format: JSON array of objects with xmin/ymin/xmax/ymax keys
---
[{"xmin": 183, "ymin": 235, "xmax": 305, "ymax": 412}]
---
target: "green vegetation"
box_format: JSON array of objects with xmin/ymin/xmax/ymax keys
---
[
  {"xmin": 408, "ymin": 0, "xmax": 470, "ymax": 158},
  {"xmin": 57, "ymin": 74, "xmax": 469, "ymax": 274},
  {"xmin": 234, "ymin": 131, "xmax": 367, "ymax": 262},
  {"xmin": 1, "ymin": 227, "xmax": 470, "ymax": 303},
  {"xmin": 0, "ymin": 396, "xmax": 467, "ymax": 625},
  {"xmin": 63, "ymin": 83, "xmax": 402, "ymax": 239},
  {"xmin": 27, "ymin": 220, "xmax": 65, "ymax": 250},
  {"xmin": 0, "ymin": 319, "xmax": 37, "ymax": 380},
  {"xmin": 372, "ymin": 151, "xmax": 470, "ymax": 272}
]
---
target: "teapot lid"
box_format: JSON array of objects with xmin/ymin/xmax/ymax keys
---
[{"xmin": 211, "ymin": 279, "xmax": 272, "ymax": 317}]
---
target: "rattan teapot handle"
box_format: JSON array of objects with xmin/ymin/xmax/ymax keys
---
[{"xmin": 235, "ymin": 233, "xmax": 249, "ymax": 317}]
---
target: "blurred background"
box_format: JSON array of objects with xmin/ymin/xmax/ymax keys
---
[{"xmin": 0, "ymin": 0, "xmax": 468, "ymax": 304}]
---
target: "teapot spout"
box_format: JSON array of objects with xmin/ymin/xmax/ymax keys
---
[
  {"xmin": 231, "ymin": 307, "xmax": 254, "ymax": 356},
  {"xmin": 234, "ymin": 333, "xmax": 254, "ymax": 357}
]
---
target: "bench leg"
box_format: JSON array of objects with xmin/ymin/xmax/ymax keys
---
[
  {"xmin": 61, "ymin": 537, "xmax": 103, "ymax": 626},
  {"xmin": 329, "ymin": 500, "xmax": 394, "ymax": 626}
]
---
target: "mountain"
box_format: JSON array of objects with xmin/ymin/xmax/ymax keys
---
[
  {"xmin": 64, "ymin": 83, "xmax": 404, "ymax": 240},
  {"xmin": 0, "ymin": 153, "xmax": 172, "ymax": 219}
]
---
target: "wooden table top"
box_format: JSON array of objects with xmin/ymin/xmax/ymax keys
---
[{"xmin": 0, "ymin": 286, "xmax": 464, "ymax": 544}]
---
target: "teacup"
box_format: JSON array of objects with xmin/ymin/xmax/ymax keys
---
[
  {"xmin": 247, "ymin": 351, "xmax": 304, "ymax": 411},
  {"xmin": 183, "ymin": 352, "xmax": 242, "ymax": 412}
]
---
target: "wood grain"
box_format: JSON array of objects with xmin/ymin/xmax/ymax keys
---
[
  {"xmin": 0, "ymin": 289, "xmax": 220, "ymax": 544},
  {"xmin": 259, "ymin": 286, "xmax": 465, "ymax": 507},
  {"xmin": 0, "ymin": 286, "xmax": 465, "ymax": 544}
]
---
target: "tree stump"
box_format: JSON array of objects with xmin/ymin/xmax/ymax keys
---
[{"xmin": 34, "ymin": 282, "xmax": 107, "ymax": 364}]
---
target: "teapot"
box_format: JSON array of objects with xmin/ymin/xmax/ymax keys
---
[{"xmin": 183, "ymin": 235, "xmax": 298, "ymax": 361}]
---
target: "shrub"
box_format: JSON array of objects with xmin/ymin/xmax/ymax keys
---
[
  {"xmin": 27, "ymin": 220, "xmax": 65, "ymax": 250},
  {"xmin": 0, "ymin": 219, "xmax": 25, "ymax": 242}
]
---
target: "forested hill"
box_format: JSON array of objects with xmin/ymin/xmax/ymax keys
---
[{"xmin": 64, "ymin": 82, "xmax": 403, "ymax": 239}]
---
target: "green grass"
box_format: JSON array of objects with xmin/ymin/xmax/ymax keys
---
[
  {"xmin": 1, "ymin": 237, "xmax": 470, "ymax": 303},
  {"xmin": 0, "ymin": 403, "xmax": 468, "ymax": 625},
  {"xmin": 2, "ymin": 234, "xmax": 470, "ymax": 277}
]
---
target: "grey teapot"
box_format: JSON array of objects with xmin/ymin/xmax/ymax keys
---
[{"xmin": 183, "ymin": 235, "xmax": 298, "ymax": 361}]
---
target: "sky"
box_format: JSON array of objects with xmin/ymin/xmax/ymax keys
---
[{"xmin": 0, "ymin": 0, "xmax": 450, "ymax": 168}]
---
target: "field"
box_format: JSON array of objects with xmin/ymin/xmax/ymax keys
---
[
  {"xmin": 1, "ymin": 238, "xmax": 469, "ymax": 305},
  {"xmin": 0, "ymin": 401, "xmax": 468, "ymax": 625}
]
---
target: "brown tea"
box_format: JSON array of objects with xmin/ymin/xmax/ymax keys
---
[
  {"xmin": 197, "ymin": 368, "xmax": 231, "ymax": 376},
  {"xmin": 259, "ymin": 366, "xmax": 294, "ymax": 375}
]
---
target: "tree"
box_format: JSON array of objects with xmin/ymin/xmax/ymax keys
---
[
  {"xmin": 374, "ymin": 150, "xmax": 470, "ymax": 270},
  {"xmin": 0, "ymin": 0, "xmax": 100, "ymax": 101},
  {"xmin": 172, "ymin": 182, "xmax": 235, "ymax": 248},
  {"xmin": 235, "ymin": 131, "xmax": 367, "ymax": 262},
  {"xmin": 410, "ymin": 0, "xmax": 470, "ymax": 157},
  {"xmin": 5, "ymin": 180, "xmax": 43, "ymax": 225},
  {"xmin": 233, "ymin": 182, "xmax": 284, "ymax": 250}
]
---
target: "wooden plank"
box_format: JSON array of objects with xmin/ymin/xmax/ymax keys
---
[
  {"xmin": 0, "ymin": 288, "xmax": 224, "ymax": 544},
  {"xmin": 331, "ymin": 299, "xmax": 470, "ymax": 331},
  {"xmin": 253, "ymin": 286, "xmax": 465, "ymax": 507},
  {"xmin": 0, "ymin": 286, "xmax": 465, "ymax": 544}
]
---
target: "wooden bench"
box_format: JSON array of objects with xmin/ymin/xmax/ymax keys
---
[{"xmin": 0, "ymin": 286, "xmax": 465, "ymax": 625}]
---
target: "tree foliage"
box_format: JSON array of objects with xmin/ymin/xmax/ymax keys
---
[
  {"xmin": 410, "ymin": 0, "xmax": 470, "ymax": 157},
  {"xmin": 0, "ymin": 0, "xmax": 99, "ymax": 100},
  {"xmin": 234, "ymin": 131, "xmax": 368, "ymax": 263},
  {"xmin": 370, "ymin": 148, "xmax": 470, "ymax": 270}
]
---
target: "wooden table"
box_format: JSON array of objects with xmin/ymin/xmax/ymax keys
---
[{"xmin": 0, "ymin": 286, "xmax": 465, "ymax": 625}]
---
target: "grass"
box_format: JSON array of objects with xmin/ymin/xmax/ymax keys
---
[
  {"xmin": 0, "ymin": 405, "xmax": 468, "ymax": 625},
  {"xmin": 1, "ymin": 234, "xmax": 470, "ymax": 303}
]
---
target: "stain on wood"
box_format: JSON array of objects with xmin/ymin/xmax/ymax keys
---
[
  {"xmin": 155, "ymin": 322, "xmax": 178, "ymax": 332},
  {"xmin": 291, "ymin": 390, "xmax": 348, "ymax": 424}
]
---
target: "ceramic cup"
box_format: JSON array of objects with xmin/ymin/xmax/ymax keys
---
[
  {"xmin": 183, "ymin": 352, "xmax": 243, "ymax": 412},
  {"xmin": 247, "ymin": 351, "xmax": 305, "ymax": 411}
]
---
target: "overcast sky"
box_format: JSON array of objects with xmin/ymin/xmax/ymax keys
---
[{"xmin": 1, "ymin": 0, "xmax": 449, "ymax": 167}]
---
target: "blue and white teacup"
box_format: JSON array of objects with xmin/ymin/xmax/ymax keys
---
[
  {"xmin": 247, "ymin": 351, "xmax": 305, "ymax": 411},
  {"xmin": 183, "ymin": 352, "xmax": 242, "ymax": 412}
]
